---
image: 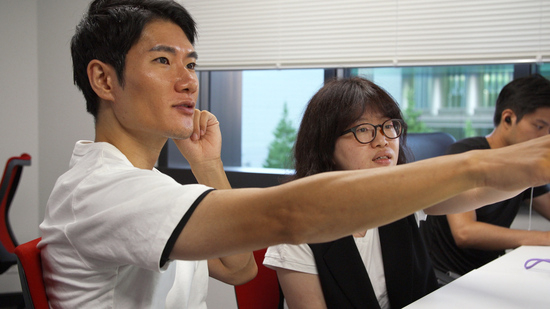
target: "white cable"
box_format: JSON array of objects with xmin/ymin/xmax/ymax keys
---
[{"xmin": 528, "ymin": 187, "xmax": 534, "ymax": 231}]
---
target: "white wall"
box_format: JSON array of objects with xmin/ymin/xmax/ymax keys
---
[
  {"xmin": 0, "ymin": 0, "xmax": 40, "ymax": 293},
  {"xmin": 36, "ymin": 0, "xmax": 95, "ymax": 226},
  {"xmin": 0, "ymin": 1, "xmax": 236, "ymax": 307}
]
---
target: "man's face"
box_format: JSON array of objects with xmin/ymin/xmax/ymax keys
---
[
  {"xmin": 109, "ymin": 19, "xmax": 199, "ymax": 142},
  {"xmin": 509, "ymin": 107, "xmax": 550, "ymax": 144}
]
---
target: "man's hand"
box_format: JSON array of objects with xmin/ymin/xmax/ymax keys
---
[
  {"xmin": 172, "ymin": 109, "xmax": 230, "ymax": 189},
  {"xmin": 476, "ymin": 135, "xmax": 550, "ymax": 191},
  {"xmin": 173, "ymin": 109, "xmax": 221, "ymax": 167}
]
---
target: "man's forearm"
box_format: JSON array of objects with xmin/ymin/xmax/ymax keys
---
[
  {"xmin": 451, "ymin": 221, "xmax": 550, "ymax": 250},
  {"xmin": 425, "ymin": 187, "xmax": 522, "ymax": 215},
  {"xmin": 276, "ymin": 153, "xmax": 478, "ymax": 245}
]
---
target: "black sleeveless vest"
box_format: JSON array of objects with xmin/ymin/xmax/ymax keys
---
[{"xmin": 308, "ymin": 215, "xmax": 438, "ymax": 309}]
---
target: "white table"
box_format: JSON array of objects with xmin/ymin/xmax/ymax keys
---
[{"xmin": 404, "ymin": 246, "xmax": 550, "ymax": 308}]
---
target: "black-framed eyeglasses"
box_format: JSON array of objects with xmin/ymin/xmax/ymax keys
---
[{"xmin": 340, "ymin": 119, "xmax": 404, "ymax": 144}]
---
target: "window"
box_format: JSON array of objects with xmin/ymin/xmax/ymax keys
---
[
  {"xmin": 161, "ymin": 63, "xmax": 538, "ymax": 178},
  {"xmin": 539, "ymin": 63, "xmax": 550, "ymax": 79},
  {"xmin": 350, "ymin": 64, "xmax": 514, "ymax": 140},
  {"xmin": 164, "ymin": 69, "xmax": 324, "ymax": 171},
  {"xmin": 241, "ymin": 70, "xmax": 324, "ymax": 169}
]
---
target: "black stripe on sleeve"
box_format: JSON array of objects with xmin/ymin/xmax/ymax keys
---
[{"xmin": 160, "ymin": 188, "xmax": 215, "ymax": 267}]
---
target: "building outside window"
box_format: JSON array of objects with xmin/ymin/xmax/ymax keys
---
[
  {"xmin": 351, "ymin": 65, "xmax": 513, "ymax": 140},
  {"xmin": 540, "ymin": 63, "xmax": 550, "ymax": 79}
]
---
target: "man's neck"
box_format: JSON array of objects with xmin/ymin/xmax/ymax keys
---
[
  {"xmin": 95, "ymin": 127, "xmax": 165, "ymax": 170},
  {"xmin": 485, "ymin": 128, "xmax": 509, "ymax": 149}
]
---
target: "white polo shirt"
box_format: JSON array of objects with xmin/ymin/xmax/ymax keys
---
[{"xmin": 39, "ymin": 141, "xmax": 212, "ymax": 308}]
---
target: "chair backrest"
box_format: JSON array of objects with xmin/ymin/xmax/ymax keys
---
[
  {"xmin": 406, "ymin": 132, "xmax": 456, "ymax": 162},
  {"xmin": 14, "ymin": 237, "xmax": 48, "ymax": 309},
  {"xmin": 0, "ymin": 153, "xmax": 31, "ymax": 253},
  {"xmin": 235, "ymin": 248, "xmax": 282, "ymax": 309}
]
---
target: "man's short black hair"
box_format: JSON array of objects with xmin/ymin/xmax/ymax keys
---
[
  {"xmin": 71, "ymin": 0, "xmax": 197, "ymax": 118},
  {"xmin": 494, "ymin": 74, "xmax": 550, "ymax": 126}
]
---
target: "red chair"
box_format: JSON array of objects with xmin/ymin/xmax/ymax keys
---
[
  {"xmin": 234, "ymin": 248, "xmax": 283, "ymax": 309},
  {"xmin": 14, "ymin": 237, "xmax": 49, "ymax": 309}
]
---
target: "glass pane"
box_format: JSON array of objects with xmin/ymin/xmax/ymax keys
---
[
  {"xmin": 539, "ymin": 63, "xmax": 550, "ymax": 80},
  {"xmin": 241, "ymin": 69, "xmax": 324, "ymax": 169},
  {"xmin": 350, "ymin": 64, "xmax": 513, "ymax": 140},
  {"xmin": 168, "ymin": 69, "xmax": 325, "ymax": 171}
]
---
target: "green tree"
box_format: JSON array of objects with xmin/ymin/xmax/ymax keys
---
[
  {"xmin": 464, "ymin": 119, "xmax": 476, "ymax": 138},
  {"xmin": 263, "ymin": 103, "xmax": 297, "ymax": 169},
  {"xmin": 402, "ymin": 86, "xmax": 430, "ymax": 133}
]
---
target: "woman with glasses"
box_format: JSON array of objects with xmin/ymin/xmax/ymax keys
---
[{"xmin": 264, "ymin": 77, "xmax": 438, "ymax": 309}]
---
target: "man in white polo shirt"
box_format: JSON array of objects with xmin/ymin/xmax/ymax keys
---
[{"xmin": 38, "ymin": 0, "xmax": 550, "ymax": 308}]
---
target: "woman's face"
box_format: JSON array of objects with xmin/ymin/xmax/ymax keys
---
[{"xmin": 333, "ymin": 111, "xmax": 400, "ymax": 171}]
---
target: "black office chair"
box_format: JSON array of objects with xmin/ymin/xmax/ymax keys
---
[
  {"xmin": 406, "ymin": 132, "xmax": 456, "ymax": 162},
  {"xmin": 405, "ymin": 133, "xmax": 460, "ymax": 286}
]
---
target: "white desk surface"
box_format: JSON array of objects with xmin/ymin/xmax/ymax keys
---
[{"xmin": 404, "ymin": 246, "xmax": 550, "ymax": 308}]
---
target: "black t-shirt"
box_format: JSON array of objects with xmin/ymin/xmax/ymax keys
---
[{"xmin": 420, "ymin": 137, "xmax": 549, "ymax": 275}]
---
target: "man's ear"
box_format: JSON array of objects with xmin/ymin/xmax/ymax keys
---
[
  {"xmin": 87, "ymin": 59, "xmax": 117, "ymax": 102},
  {"xmin": 501, "ymin": 109, "xmax": 516, "ymax": 126}
]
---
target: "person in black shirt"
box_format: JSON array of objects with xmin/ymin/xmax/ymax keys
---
[{"xmin": 421, "ymin": 74, "xmax": 550, "ymax": 278}]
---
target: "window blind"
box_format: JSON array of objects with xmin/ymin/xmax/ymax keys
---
[{"xmin": 180, "ymin": 0, "xmax": 549, "ymax": 70}]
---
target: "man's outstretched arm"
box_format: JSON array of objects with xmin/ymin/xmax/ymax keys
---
[{"xmin": 172, "ymin": 134, "xmax": 550, "ymax": 262}]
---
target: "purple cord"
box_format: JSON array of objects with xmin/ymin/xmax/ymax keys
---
[{"xmin": 524, "ymin": 258, "xmax": 550, "ymax": 270}]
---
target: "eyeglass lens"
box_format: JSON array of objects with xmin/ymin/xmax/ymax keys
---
[{"xmin": 355, "ymin": 119, "xmax": 402, "ymax": 143}]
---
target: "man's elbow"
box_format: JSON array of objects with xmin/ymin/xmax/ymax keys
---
[
  {"xmin": 225, "ymin": 262, "xmax": 259, "ymax": 286},
  {"xmin": 451, "ymin": 229, "xmax": 474, "ymax": 248}
]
